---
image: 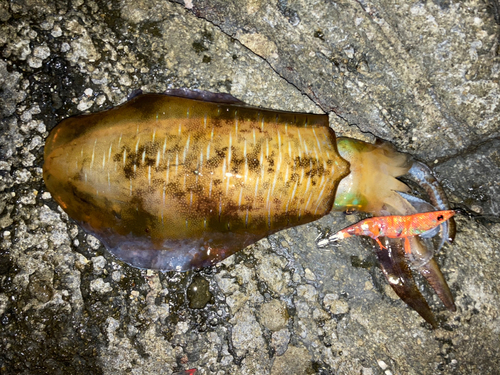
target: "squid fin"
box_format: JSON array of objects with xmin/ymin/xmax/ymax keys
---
[{"xmin": 163, "ymin": 88, "xmax": 245, "ymax": 104}]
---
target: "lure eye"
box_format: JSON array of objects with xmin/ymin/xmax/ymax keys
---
[{"xmin": 437, "ymin": 214, "xmax": 444, "ymax": 221}]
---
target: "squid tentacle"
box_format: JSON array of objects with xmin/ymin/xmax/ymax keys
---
[
  {"xmin": 402, "ymin": 235, "xmax": 456, "ymax": 312},
  {"xmin": 387, "ymin": 185, "xmax": 457, "ymax": 312},
  {"xmin": 403, "ymin": 163, "xmax": 457, "ymax": 312},
  {"xmin": 418, "ymin": 254, "xmax": 457, "ymax": 312},
  {"xmin": 333, "ymin": 139, "xmax": 457, "ymax": 323},
  {"xmin": 406, "ymin": 161, "xmax": 456, "ymax": 243},
  {"xmin": 333, "ymin": 139, "xmax": 443, "ymax": 325},
  {"xmin": 375, "ymin": 237, "xmax": 438, "ymax": 328}
]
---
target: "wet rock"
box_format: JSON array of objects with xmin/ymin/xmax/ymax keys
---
[
  {"xmin": 255, "ymin": 251, "xmax": 291, "ymax": 295},
  {"xmin": 121, "ymin": 0, "xmax": 169, "ymax": 23},
  {"xmin": 270, "ymin": 346, "xmax": 312, "ymax": 375},
  {"xmin": 226, "ymin": 290, "xmax": 250, "ymax": 314},
  {"xmin": 28, "ymin": 270, "xmax": 54, "ymax": 303},
  {"xmin": 86, "ymin": 234, "xmax": 101, "ymax": 250},
  {"xmin": 90, "ymin": 278, "xmax": 112, "ymax": 294},
  {"xmin": 0, "ymin": 60, "xmax": 26, "ymax": 118},
  {"xmin": 435, "ymin": 139, "xmax": 500, "ymax": 217},
  {"xmin": 323, "ymin": 293, "xmax": 349, "ymax": 315},
  {"xmin": 296, "ymin": 284, "xmax": 317, "ymax": 302},
  {"xmin": 304, "ymin": 268, "xmax": 316, "ymax": 281},
  {"xmin": 187, "ymin": 275, "xmax": 212, "ymax": 309},
  {"xmin": 230, "ymin": 306, "xmax": 265, "ymax": 357},
  {"xmin": 0, "ymin": 0, "xmax": 10, "ymax": 22},
  {"xmin": 271, "ymin": 328, "xmax": 291, "ymax": 356},
  {"xmin": 258, "ymin": 299, "xmax": 289, "ymax": 331},
  {"xmin": 91, "ymin": 256, "xmax": 107, "ymax": 275},
  {"xmin": 214, "ymin": 270, "xmax": 238, "ymax": 295},
  {"xmin": 1, "ymin": 0, "xmax": 499, "ymax": 373}
]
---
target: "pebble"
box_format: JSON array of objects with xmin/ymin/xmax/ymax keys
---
[
  {"xmin": 90, "ymin": 278, "xmax": 112, "ymax": 294},
  {"xmin": 259, "ymin": 299, "xmax": 289, "ymax": 331}
]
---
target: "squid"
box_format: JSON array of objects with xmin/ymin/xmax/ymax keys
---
[{"xmin": 43, "ymin": 89, "xmax": 456, "ymax": 327}]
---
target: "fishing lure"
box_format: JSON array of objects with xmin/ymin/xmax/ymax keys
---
[
  {"xmin": 330, "ymin": 210, "xmax": 456, "ymax": 254},
  {"xmin": 43, "ymin": 89, "xmax": 456, "ymax": 326}
]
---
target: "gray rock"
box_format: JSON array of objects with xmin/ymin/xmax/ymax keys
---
[
  {"xmin": 271, "ymin": 328, "xmax": 290, "ymax": 356},
  {"xmin": 324, "ymin": 293, "xmax": 350, "ymax": 315},
  {"xmin": 0, "ymin": 0, "xmax": 499, "ymax": 374},
  {"xmin": 230, "ymin": 306, "xmax": 266, "ymax": 357},
  {"xmin": 90, "ymin": 278, "xmax": 112, "ymax": 294},
  {"xmin": 435, "ymin": 138, "xmax": 500, "ymax": 217},
  {"xmin": 258, "ymin": 299, "xmax": 289, "ymax": 332},
  {"xmin": 270, "ymin": 346, "xmax": 312, "ymax": 375}
]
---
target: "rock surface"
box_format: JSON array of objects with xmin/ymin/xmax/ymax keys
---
[{"xmin": 1, "ymin": 0, "xmax": 499, "ymax": 374}]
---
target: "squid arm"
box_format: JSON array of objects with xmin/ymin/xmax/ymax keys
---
[{"xmin": 332, "ymin": 138, "xmax": 456, "ymax": 326}]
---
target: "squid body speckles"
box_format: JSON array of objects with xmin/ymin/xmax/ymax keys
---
[{"xmin": 43, "ymin": 91, "xmax": 350, "ymax": 271}]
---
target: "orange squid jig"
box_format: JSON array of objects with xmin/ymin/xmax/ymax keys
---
[{"xmin": 332, "ymin": 210, "xmax": 456, "ymax": 254}]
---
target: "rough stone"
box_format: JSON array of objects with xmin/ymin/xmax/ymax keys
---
[
  {"xmin": 435, "ymin": 139, "xmax": 500, "ymax": 217},
  {"xmin": 324, "ymin": 293, "xmax": 350, "ymax": 315},
  {"xmin": 258, "ymin": 299, "xmax": 289, "ymax": 332},
  {"xmin": 90, "ymin": 278, "xmax": 112, "ymax": 294},
  {"xmin": 230, "ymin": 306, "xmax": 266, "ymax": 357},
  {"xmin": 271, "ymin": 328, "xmax": 291, "ymax": 356},
  {"xmin": 270, "ymin": 346, "xmax": 312, "ymax": 375},
  {"xmin": 0, "ymin": 1, "xmax": 499, "ymax": 374}
]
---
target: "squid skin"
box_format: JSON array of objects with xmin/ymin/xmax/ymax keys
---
[
  {"xmin": 43, "ymin": 89, "xmax": 456, "ymax": 326},
  {"xmin": 44, "ymin": 91, "xmax": 350, "ymax": 271}
]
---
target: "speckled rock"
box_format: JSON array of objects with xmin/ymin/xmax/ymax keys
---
[
  {"xmin": 270, "ymin": 346, "xmax": 312, "ymax": 375},
  {"xmin": 258, "ymin": 299, "xmax": 289, "ymax": 332},
  {"xmin": 0, "ymin": 0, "xmax": 499, "ymax": 374},
  {"xmin": 230, "ymin": 306, "xmax": 266, "ymax": 358},
  {"xmin": 435, "ymin": 138, "xmax": 500, "ymax": 217},
  {"xmin": 324, "ymin": 293, "xmax": 350, "ymax": 315},
  {"xmin": 271, "ymin": 328, "xmax": 290, "ymax": 356}
]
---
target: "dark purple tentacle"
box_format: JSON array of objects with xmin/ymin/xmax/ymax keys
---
[
  {"xmin": 403, "ymin": 163, "xmax": 458, "ymax": 312},
  {"xmin": 406, "ymin": 161, "xmax": 456, "ymax": 243},
  {"xmin": 375, "ymin": 237, "xmax": 438, "ymax": 328},
  {"xmin": 406, "ymin": 236, "xmax": 456, "ymax": 312},
  {"xmin": 418, "ymin": 257, "xmax": 457, "ymax": 312}
]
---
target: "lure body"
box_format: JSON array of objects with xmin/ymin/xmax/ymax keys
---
[
  {"xmin": 332, "ymin": 210, "xmax": 456, "ymax": 253},
  {"xmin": 43, "ymin": 92, "xmax": 350, "ymax": 271}
]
